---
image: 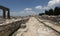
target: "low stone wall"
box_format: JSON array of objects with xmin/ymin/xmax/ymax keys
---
[{"xmin": 0, "ymin": 18, "xmax": 29, "ymax": 36}]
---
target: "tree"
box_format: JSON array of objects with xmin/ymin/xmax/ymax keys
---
[
  {"xmin": 45, "ymin": 9, "xmax": 53, "ymax": 15},
  {"xmin": 48, "ymin": 9, "xmax": 54, "ymax": 15},
  {"xmin": 39, "ymin": 13, "xmax": 44, "ymax": 16},
  {"xmin": 54, "ymin": 7, "xmax": 60, "ymax": 15},
  {"xmin": 45, "ymin": 10, "xmax": 49, "ymax": 15}
]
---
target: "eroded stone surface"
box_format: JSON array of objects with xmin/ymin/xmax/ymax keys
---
[
  {"xmin": 13, "ymin": 17, "xmax": 60, "ymax": 36},
  {"xmin": 0, "ymin": 17, "xmax": 29, "ymax": 36}
]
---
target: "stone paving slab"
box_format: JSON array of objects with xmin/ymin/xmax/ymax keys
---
[
  {"xmin": 38, "ymin": 17, "xmax": 60, "ymax": 33},
  {"xmin": 13, "ymin": 17, "xmax": 60, "ymax": 36}
]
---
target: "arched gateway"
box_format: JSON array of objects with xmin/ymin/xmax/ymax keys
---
[{"xmin": 0, "ymin": 5, "xmax": 10, "ymax": 19}]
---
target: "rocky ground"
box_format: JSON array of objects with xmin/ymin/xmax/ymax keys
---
[
  {"xmin": 40, "ymin": 15, "xmax": 60, "ymax": 24},
  {"xmin": 12, "ymin": 17, "xmax": 60, "ymax": 36},
  {"xmin": 0, "ymin": 17, "xmax": 22, "ymax": 25}
]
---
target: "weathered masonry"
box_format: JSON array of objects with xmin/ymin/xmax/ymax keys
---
[
  {"xmin": 0, "ymin": 18, "xmax": 29, "ymax": 36},
  {"xmin": 0, "ymin": 5, "xmax": 10, "ymax": 19}
]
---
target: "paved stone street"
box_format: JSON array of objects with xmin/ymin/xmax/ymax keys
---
[{"xmin": 13, "ymin": 17, "xmax": 60, "ymax": 36}]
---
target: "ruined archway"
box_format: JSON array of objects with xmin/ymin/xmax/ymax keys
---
[{"xmin": 0, "ymin": 5, "xmax": 10, "ymax": 19}]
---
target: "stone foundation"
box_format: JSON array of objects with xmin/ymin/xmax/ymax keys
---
[{"xmin": 0, "ymin": 18, "xmax": 29, "ymax": 36}]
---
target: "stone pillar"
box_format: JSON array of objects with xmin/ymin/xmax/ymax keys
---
[
  {"xmin": 7, "ymin": 9, "xmax": 10, "ymax": 19},
  {"xmin": 3, "ymin": 9, "xmax": 6, "ymax": 19}
]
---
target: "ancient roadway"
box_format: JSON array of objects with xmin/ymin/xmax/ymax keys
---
[{"xmin": 12, "ymin": 17, "xmax": 60, "ymax": 36}]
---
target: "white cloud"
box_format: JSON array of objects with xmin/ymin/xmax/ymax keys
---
[
  {"xmin": 24, "ymin": 8, "xmax": 37, "ymax": 15},
  {"xmin": 24, "ymin": 8, "xmax": 32, "ymax": 11},
  {"xmin": 35, "ymin": 0, "xmax": 60, "ymax": 13},
  {"xmin": 10, "ymin": 8, "xmax": 37, "ymax": 16},
  {"xmin": 11, "ymin": 0, "xmax": 60, "ymax": 16},
  {"xmin": 44, "ymin": 0, "xmax": 60, "ymax": 10},
  {"xmin": 48, "ymin": 0, "xmax": 60, "ymax": 9},
  {"xmin": 48, "ymin": 0, "xmax": 60, "ymax": 6},
  {"xmin": 35, "ymin": 5, "xmax": 42, "ymax": 10}
]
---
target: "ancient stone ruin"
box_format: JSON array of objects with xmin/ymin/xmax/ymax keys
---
[{"xmin": 0, "ymin": 5, "xmax": 10, "ymax": 19}]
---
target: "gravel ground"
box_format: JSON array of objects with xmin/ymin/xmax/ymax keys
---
[{"xmin": 12, "ymin": 17, "xmax": 60, "ymax": 36}]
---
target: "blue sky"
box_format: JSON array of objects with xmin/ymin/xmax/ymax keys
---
[
  {"xmin": 0, "ymin": 0, "xmax": 60, "ymax": 16},
  {"xmin": 0, "ymin": 0, "xmax": 49, "ymax": 12}
]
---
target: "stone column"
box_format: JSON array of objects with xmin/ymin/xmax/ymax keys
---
[
  {"xmin": 3, "ymin": 9, "xmax": 6, "ymax": 19},
  {"xmin": 7, "ymin": 9, "xmax": 10, "ymax": 19}
]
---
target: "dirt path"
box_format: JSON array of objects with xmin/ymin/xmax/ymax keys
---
[{"xmin": 13, "ymin": 17, "xmax": 60, "ymax": 36}]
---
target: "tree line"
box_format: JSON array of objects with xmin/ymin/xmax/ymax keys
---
[{"xmin": 39, "ymin": 7, "xmax": 60, "ymax": 16}]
